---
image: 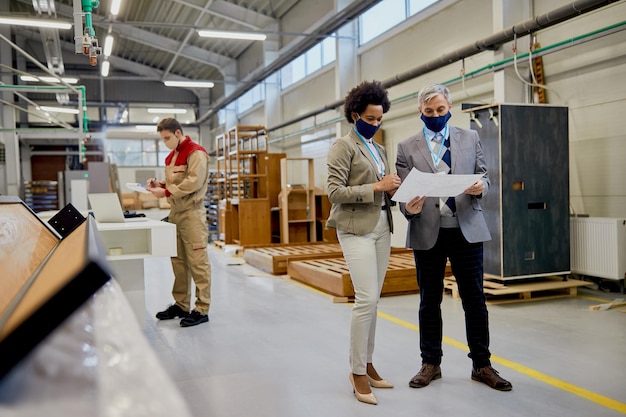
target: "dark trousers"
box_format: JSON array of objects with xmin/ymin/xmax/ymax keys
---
[{"xmin": 413, "ymin": 227, "xmax": 491, "ymax": 369}]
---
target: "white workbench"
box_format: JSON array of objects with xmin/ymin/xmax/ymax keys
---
[{"xmin": 95, "ymin": 219, "xmax": 177, "ymax": 324}]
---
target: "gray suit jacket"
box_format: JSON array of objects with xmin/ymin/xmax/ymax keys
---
[
  {"xmin": 327, "ymin": 129, "xmax": 394, "ymax": 235},
  {"xmin": 395, "ymin": 125, "xmax": 491, "ymax": 250}
]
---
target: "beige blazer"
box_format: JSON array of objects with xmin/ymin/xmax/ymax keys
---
[{"xmin": 326, "ymin": 129, "xmax": 394, "ymax": 235}]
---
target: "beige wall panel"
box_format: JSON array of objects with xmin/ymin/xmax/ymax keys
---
[
  {"xmin": 359, "ymin": 0, "xmax": 492, "ymax": 84},
  {"xmin": 281, "ymin": 69, "xmax": 336, "ymax": 122}
]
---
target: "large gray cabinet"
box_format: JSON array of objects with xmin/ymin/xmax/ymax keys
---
[{"xmin": 464, "ymin": 103, "xmax": 570, "ymax": 280}]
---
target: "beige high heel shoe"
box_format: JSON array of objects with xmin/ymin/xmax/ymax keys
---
[
  {"xmin": 349, "ymin": 373, "xmax": 377, "ymax": 405},
  {"xmin": 367, "ymin": 374, "xmax": 394, "ymax": 388}
]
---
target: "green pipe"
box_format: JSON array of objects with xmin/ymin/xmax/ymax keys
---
[
  {"xmin": 0, "ymin": 84, "xmax": 90, "ymax": 133},
  {"xmin": 443, "ymin": 20, "xmax": 626, "ymax": 86},
  {"xmin": 82, "ymin": 0, "xmax": 100, "ymax": 36},
  {"xmin": 270, "ymin": 19, "xmax": 626, "ymax": 142},
  {"xmin": 76, "ymin": 85, "xmax": 89, "ymax": 133}
]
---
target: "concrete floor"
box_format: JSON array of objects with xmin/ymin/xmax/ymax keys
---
[{"xmin": 141, "ymin": 244, "xmax": 626, "ymax": 417}]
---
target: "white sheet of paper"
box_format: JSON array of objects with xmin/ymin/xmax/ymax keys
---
[
  {"xmin": 125, "ymin": 182, "xmax": 151, "ymax": 194},
  {"xmin": 392, "ymin": 168, "xmax": 484, "ymax": 202}
]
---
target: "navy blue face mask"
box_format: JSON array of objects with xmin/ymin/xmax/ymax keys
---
[
  {"xmin": 421, "ymin": 112, "xmax": 452, "ymax": 133},
  {"xmin": 355, "ymin": 118, "xmax": 380, "ymax": 139}
]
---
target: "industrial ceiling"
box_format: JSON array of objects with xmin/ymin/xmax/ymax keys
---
[{"xmin": 4, "ymin": 0, "xmax": 381, "ymax": 126}]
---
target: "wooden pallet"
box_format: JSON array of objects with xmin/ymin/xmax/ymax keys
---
[
  {"xmin": 243, "ymin": 242, "xmax": 410, "ymax": 275},
  {"xmin": 287, "ymin": 251, "xmax": 418, "ymax": 301},
  {"xmin": 444, "ymin": 276, "xmax": 592, "ymax": 304},
  {"xmin": 243, "ymin": 242, "xmax": 345, "ymax": 274}
]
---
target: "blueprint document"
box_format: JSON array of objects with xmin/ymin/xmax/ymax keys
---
[{"xmin": 391, "ymin": 168, "xmax": 484, "ymax": 202}]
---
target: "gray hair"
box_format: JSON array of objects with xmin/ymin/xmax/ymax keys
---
[{"xmin": 417, "ymin": 83, "xmax": 451, "ymax": 111}]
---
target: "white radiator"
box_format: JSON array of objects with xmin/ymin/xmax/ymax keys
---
[{"xmin": 570, "ymin": 217, "xmax": 626, "ymax": 280}]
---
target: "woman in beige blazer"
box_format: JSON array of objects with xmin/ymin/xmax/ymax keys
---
[{"xmin": 326, "ymin": 81, "xmax": 401, "ymax": 405}]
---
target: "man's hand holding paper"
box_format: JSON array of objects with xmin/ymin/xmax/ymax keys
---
[{"xmin": 391, "ymin": 167, "xmax": 484, "ymax": 203}]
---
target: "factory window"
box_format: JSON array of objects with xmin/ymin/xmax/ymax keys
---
[
  {"xmin": 106, "ymin": 138, "xmax": 167, "ymax": 167},
  {"xmin": 281, "ymin": 35, "xmax": 336, "ymax": 89},
  {"xmin": 360, "ymin": 0, "xmax": 438, "ymax": 44},
  {"xmin": 237, "ymin": 83, "xmax": 265, "ymax": 113}
]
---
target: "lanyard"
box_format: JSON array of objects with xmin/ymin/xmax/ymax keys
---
[
  {"xmin": 354, "ymin": 128, "xmax": 384, "ymax": 178},
  {"xmin": 423, "ymin": 125, "xmax": 449, "ymax": 166}
]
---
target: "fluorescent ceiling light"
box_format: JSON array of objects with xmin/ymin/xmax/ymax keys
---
[
  {"xmin": 20, "ymin": 75, "xmax": 79, "ymax": 84},
  {"xmin": 135, "ymin": 125, "xmax": 157, "ymax": 131},
  {"xmin": 197, "ymin": 30, "xmax": 266, "ymax": 41},
  {"xmin": 110, "ymin": 0, "xmax": 122, "ymax": 15},
  {"xmin": 103, "ymin": 35, "xmax": 114, "ymax": 57},
  {"xmin": 39, "ymin": 106, "xmax": 80, "ymax": 114},
  {"xmin": 147, "ymin": 108, "xmax": 188, "ymax": 114},
  {"xmin": 164, "ymin": 80, "xmax": 214, "ymax": 88},
  {"xmin": 101, "ymin": 61, "xmax": 110, "ymax": 77},
  {"xmin": 0, "ymin": 17, "xmax": 72, "ymax": 30}
]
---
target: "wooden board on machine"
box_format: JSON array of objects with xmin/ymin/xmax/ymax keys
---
[{"xmin": 444, "ymin": 276, "xmax": 592, "ymax": 304}]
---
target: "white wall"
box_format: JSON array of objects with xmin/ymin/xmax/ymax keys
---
[{"xmin": 266, "ymin": 0, "xmax": 626, "ymax": 219}]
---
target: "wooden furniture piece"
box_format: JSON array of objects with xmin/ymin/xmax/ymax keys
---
[
  {"xmin": 464, "ymin": 104, "xmax": 570, "ymax": 281},
  {"xmin": 315, "ymin": 192, "xmax": 337, "ymax": 242},
  {"xmin": 216, "ymin": 132, "xmax": 232, "ymax": 242},
  {"xmin": 286, "ymin": 249, "xmax": 418, "ymax": 301},
  {"xmin": 445, "ymin": 275, "xmax": 591, "ymax": 304},
  {"xmin": 206, "ymin": 171, "xmax": 219, "ymax": 239},
  {"xmin": 279, "ymin": 158, "xmax": 316, "ymax": 243},
  {"xmin": 215, "ymin": 125, "xmax": 285, "ymax": 245},
  {"xmin": 243, "ymin": 242, "xmax": 345, "ymax": 274},
  {"xmin": 243, "ymin": 243, "xmax": 424, "ymax": 278}
]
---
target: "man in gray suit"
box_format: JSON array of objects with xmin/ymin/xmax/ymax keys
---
[{"xmin": 395, "ymin": 83, "xmax": 512, "ymax": 391}]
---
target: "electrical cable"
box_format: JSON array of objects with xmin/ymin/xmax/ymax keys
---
[{"xmin": 512, "ymin": 33, "xmax": 563, "ymax": 102}]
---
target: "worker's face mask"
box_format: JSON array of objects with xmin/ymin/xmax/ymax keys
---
[
  {"xmin": 421, "ymin": 112, "xmax": 451, "ymax": 133},
  {"xmin": 161, "ymin": 131, "xmax": 181, "ymax": 150},
  {"xmin": 355, "ymin": 118, "xmax": 380, "ymax": 139}
]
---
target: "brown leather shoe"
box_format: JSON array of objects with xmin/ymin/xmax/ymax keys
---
[
  {"xmin": 471, "ymin": 366, "xmax": 512, "ymax": 391},
  {"xmin": 409, "ymin": 364, "xmax": 441, "ymax": 388}
]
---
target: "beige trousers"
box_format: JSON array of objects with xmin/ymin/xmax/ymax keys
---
[
  {"xmin": 337, "ymin": 211, "xmax": 391, "ymax": 375},
  {"xmin": 169, "ymin": 206, "xmax": 211, "ymax": 315}
]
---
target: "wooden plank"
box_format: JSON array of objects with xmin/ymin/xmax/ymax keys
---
[
  {"xmin": 243, "ymin": 243, "xmax": 344, "ymax": 274},
  {"xmin": 243, "ymin": 242, "xmax": 409, "ymax": 275},
  {"xmin": 444, "ymin": 276, "xmax": 592, "ymax": 304},
  {"xmin": 588, "ymin": 299, "xmax": 626, "ymax": 311},
  {"xmin": 483, "ymin": 277, "xmax": 590, "ymax": 296},
  {"xmin": 287, "ymin": 252, "xmax": 418, "ymax": 299}
]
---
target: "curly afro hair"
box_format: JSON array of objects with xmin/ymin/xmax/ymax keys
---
[{"xmin": 343, "ymin": 80, "xmax": 391, "ymax": 124}]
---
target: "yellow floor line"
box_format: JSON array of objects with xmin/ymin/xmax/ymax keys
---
[
  {"xmin": 377, "ymin": 311, "xmax": 626, "ymax": 414},
  {"xmin": 577, "ymin": 294, "xmax": 618, "ymax": 303},
  {"xmin": 287, "ymin": 274, "xmax": 624, "ymax": 412}
]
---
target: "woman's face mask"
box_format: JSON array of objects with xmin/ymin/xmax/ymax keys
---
[{"xmin": 355, "ymin": 118, "xmax": 381, "ymax": 139}]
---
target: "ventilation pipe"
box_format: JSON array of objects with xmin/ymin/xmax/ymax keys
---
[{"xmin": 264, "ymin": 0, "xmax": 619, "ymax": 133}]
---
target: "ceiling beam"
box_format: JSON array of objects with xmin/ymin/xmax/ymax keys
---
[
  {"xmin": 170, "ymin": 0, "xmax": 275, "ymax": 30},
  {"xmin": 52, "ymin": 2, "xmax": 235, "ymax": 74},
  {"xmin": 196, "ymin": 0, "xmax": 383, "ymax": 124}
]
